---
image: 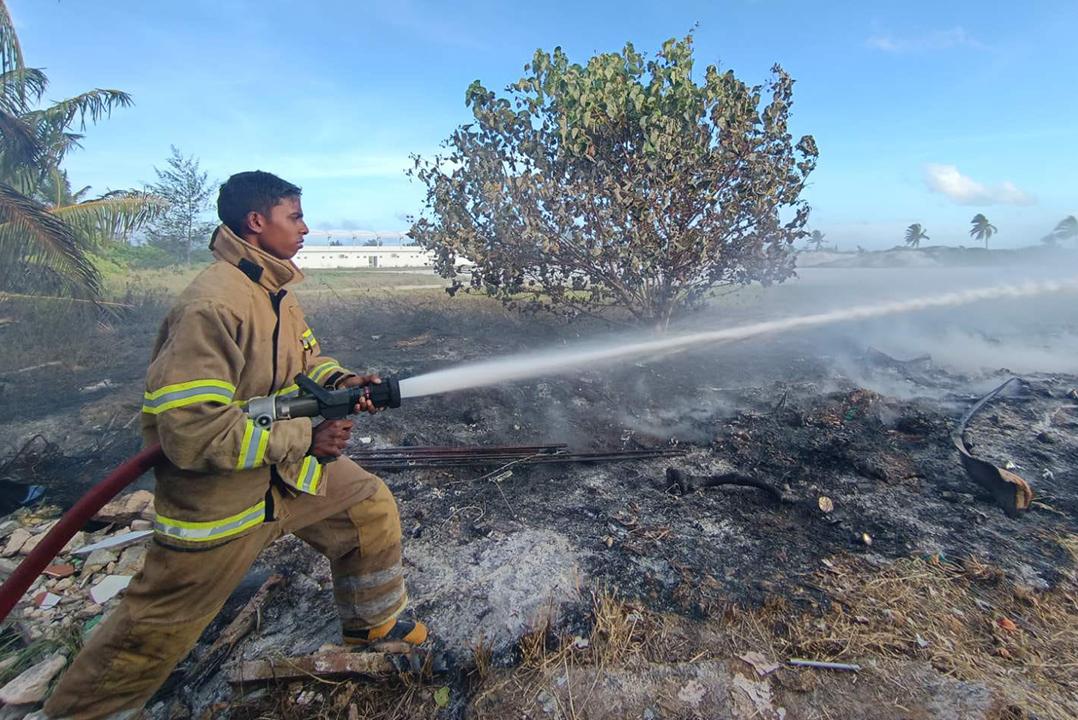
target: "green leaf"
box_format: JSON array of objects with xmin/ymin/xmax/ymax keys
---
[{"xmin": 433, "ymin": 686, "xmax": 450, "ymax": 707}]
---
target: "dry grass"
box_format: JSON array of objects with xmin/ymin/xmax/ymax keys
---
[
  {"xmin": 231, "ymin": 669, "xmax": 448, "ymax": 720},
  {"xmin": 232, "ymin": 538, "xmax": 1078, "ymax": 719},
  {"xmin": 702, "ymin": 544, "xmax": 1078, "ymax": 720},
  {"xmin": 471, "ymin": 541, "xmax": 1078, "ymax": 719}
]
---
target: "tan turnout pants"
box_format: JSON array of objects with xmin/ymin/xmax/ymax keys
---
[{"xmin": 44, "ymin": 457, "xmax": 406, "ymax": 720}]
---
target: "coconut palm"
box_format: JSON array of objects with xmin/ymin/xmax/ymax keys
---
[
  {"xmin": 1050, "ymin": 215, "xmax": 1078, "ymax": 246},
  {"xmin": 0, "ymin": 0, "xmax": 159, "ymax": 297},
  {"xmin": 904, "ymin": 223, "xmax": 929, "ymax": 248},
  {"xmin": 968, "ymin": 213, "xmax": 997, "ymax": 249},
  {"xmin": 807, "ymin": 230, "xmax": 826, "ymax": 251}
]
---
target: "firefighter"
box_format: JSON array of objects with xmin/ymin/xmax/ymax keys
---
[{"xmin": 43, "ymin": 171, "xmax": 427, "ymax": 719}]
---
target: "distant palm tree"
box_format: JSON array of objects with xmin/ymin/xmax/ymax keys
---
[
  {"xmin": 904, "ymin": 223, "xmax": 929, "ymax": 248},
  {"xmin": 808, "ymin": 230, "xmax": 826, "ymax": 251},
  {"xmin": 968, "ymin": 213, "xmax": 997, "ymax": 249},
  {"xmin": 0, "ymin": 0, "xmax": 159, "ymax": 297},
  {"xmin": 1049, "ymin": 215, "xmax": 1078, "ymax": 246}
]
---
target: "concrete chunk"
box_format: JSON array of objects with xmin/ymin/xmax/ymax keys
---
[{"xmin": 0, "ymin": 653, "xmax": 67, "ymax": 705}]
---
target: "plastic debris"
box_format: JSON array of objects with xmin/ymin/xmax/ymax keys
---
[{"xmin": 72, "ymin": 530, "xmax": 153, "ymax": 556}]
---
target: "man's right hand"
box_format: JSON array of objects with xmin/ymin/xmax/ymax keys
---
[{"xmin": 310, "ymin": 418, "xmax": 354, "ymax": 458}]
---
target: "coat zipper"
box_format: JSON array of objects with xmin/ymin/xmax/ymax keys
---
[{"xmin": 268, "ymin": 289, "xmax": 286, "ymax": 394}]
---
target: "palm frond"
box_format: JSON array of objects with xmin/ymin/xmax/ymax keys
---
[
  {"xmin": 0, "ymin": 104, "xmax": 41, "ymax": 168},
  {"xmin": 37, "ymin": 89, "xmax": 133, "ymax": 133},
  {"xmin": 0, "ymin": 180, "xmax": 99, "ymax": 295},
  {"xmin": 52, "ymin": 191, "xmax": 165, "ymax": 245},
  {"xmin": 0, "ymin": 67, "xmax": 45, "ymax": 112},
  {"xmin": 0, "ymin": 0, "xmax": 25, "ymax": 82}
]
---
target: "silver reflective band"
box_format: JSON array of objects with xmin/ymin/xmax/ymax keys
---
[
  {"xmin": 337, "ymin": 588, "xmax": 407, "ymax": 622},
  {"xmin": 335, "ymin": 562, "xmax": 404, "ymax": 592},
  {"xmin": 295, "ymin": 456, "xmax": 323, "ymax": 494},
  {"xmin": 142, "ymin": 381, "xmax": 235, "ymax": 414},
  {"xmin": 153, "ymin": 501, "xmax": 266, "ymax": 543}
]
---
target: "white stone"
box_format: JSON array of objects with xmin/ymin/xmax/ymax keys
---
[
  {"xmin": 0, "ymin": 653, "xmax": 67, "ymax": 705},
  {"xmin": 81, "ymin": 548, "xmax": 117, "ymax": 572},
  {"xmin": 61, "ymin": 531, "xmax": 86, "ymax": 554},
  {"xmin": 2, "ymin": 529, "xmax": 30, "ymax": 557},
  {"xmin": 115, "ymin": 546, "xmax": 147, "ymax": 575},
  {"xmin": 89, "ymin": 575, "xmax": 132, "ymax": 604}
]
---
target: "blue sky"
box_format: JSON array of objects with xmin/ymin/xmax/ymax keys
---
[{"xmin": 11, "ymin": 0, "xmax": 1078, "ymax": 248}]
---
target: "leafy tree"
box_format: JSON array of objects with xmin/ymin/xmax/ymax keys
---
[
  {"xmin": 1047, "ymin": 215, "xmax": 1077, "ymax": 246},
  {"xmin": 409, "ymin": 36, "xmax": 818, "ymax": 329},
  {"xmin": 904, "ymin": 223, "xmax": 929, "ymax": 248},
  {"xmin": 968, "ymin": 213, "xmax": 997, "ymax": 249},
  {"xmin": 0, "ymin": 0, "xmax": 158, "ymax": 296},
  {"xmin": 807, "ymin": 230, "xmax": 826, "ymax": 251},
  {"xmin": 146, "ymin": 146, "xmax": 216, "ymax": 264}
]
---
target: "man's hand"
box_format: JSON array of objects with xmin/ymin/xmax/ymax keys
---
[
  {"xmin": 340, "ymin": 374, "xmax": 382, "ymax": 415},
  {"xmin": 310, "ymin": 418, "xmax": 354, "ymax": 458}
]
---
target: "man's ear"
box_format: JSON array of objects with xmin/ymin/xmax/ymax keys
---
[{"xmin": 245, "ymin": 210, "xmax": 265, "ymax": 235}]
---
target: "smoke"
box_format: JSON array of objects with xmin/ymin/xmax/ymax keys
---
[{"xmin": 398, "ymin": 276, "xmax": 1078, "ymax": 400}]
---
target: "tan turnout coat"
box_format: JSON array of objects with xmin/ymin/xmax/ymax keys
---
[{"xmin": 141, "ymin": 224, "xmax": 357, "ymax": 549}]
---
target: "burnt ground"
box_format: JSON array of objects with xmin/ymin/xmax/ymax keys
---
[{"xmin": 1, "ymin": 267, "xmax": 1077, "ymax": 718}]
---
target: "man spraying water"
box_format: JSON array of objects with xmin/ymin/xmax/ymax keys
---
[{"xmin": 44, "ymin": 172, "xmax": 428, "ymax": 720}]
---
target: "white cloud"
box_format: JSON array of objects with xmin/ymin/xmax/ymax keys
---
[
  {"xmin": 867, "ymin": 26, "xmax": 985, "ymax": 53},
  {"xmin": 923, "ymin": 164, "xmax": 1035, "ymax": 206}
]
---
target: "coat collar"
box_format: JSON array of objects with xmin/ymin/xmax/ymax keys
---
[{"xmin": 209, "ymin": 224, "xmax": 305, "ymax": 292}]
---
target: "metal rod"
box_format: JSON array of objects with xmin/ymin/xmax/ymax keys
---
[{"xmin": 787, "ymin": 658, "xmax": 861, "ymax": 672}]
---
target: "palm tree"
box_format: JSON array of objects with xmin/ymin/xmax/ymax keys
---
[
  {"xmin": 904, "ymin": 223, "xmax": 929, "ymax": 248},
  {"xmin": 968, "ymin": 213, "xmax": 997, "ymax": 249},
  {"xmin": 807, "ymin": 230, "xmax": 826, "ymax": 251},
  {"xmin": 0, "ymin": 0, "xmax": 159, "ymax": 297},
  {"xmin": 1049, "ymin": 215, "xmax": 1078, "ymax": 246}
]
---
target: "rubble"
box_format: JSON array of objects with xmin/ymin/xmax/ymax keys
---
[
  {"xmin": 0, "ymin": 654, "xmax": 66, "ymax": 705},
  {"xmin": 92, "ymin": 489, "xmax": 154, "ymax": 524},
  {"xmin": 89, "ymin": 575, "xmax": 132, "ymax": 604},
  {"xmin": 0, "ymin": 490, "xmax": 156, "ymax": 685}
]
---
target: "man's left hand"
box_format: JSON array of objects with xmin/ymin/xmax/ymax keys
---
[{"xmin": 341, "ymin": 374, "xmax": 382, "ymax": 415}]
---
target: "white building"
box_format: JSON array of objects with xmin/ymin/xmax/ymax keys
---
[{"xmin": 294, "ymin": 245, "xmax": 435, "ymax": 269}]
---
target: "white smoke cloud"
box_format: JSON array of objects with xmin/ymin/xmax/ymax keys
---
[
  {"xmin": 923, "ymin": 164, "xmax": 1035, "ymax": 206},
  {"xmin": 866, "ymin": 27, "xmax": 985, "ymax": 53}
]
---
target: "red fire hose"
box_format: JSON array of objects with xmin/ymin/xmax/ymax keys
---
[{"xmin": 0, "ymin": 443, "xmax": 164, "ymax": 622}]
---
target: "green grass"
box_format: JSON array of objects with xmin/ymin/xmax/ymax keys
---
[{"xmin": 101, "ymin": 264, "xmax": 446, "ymax": 299}]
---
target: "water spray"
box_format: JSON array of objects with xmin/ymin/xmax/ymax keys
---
[{"xmin": 392, "ymin": 277, "xmax": 1078, "ymax": 401}]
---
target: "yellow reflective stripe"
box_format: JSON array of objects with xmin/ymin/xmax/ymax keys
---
[
  {"xmin": 153, "ymin": 500, "xmax": 265, "ymax": 542},
  {"xmin": 276, "ymin": 383, "xmax": 299, "ymax": 398},
  {"xmin": 235, "ymin": 420, "xmax": 271, "ymax": 470},
  {"xmin": 301, "ymin": 328, "xmax": 319, "ymax": 349},
  {"xmin": 144, "ymin": 379, "xmax": 236, "ymax": 400},
  {"xmin": 310, "ymin": 362, "xmax": 341, "ymax": 385},
  {"xmin": 142, "ymin": 379, "xmax": 236, "ymax": 415},
  {"xmin": 295, "ymin": 456, "xmax": 323, "ymax": 494}
]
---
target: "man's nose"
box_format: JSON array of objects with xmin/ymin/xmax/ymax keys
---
[{"xmin": 300, "ymin": 222, "xmax": 309, "ymax": 235}]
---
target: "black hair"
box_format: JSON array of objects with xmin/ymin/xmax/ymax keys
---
[{"xmin": 217, "ymin": 171, "xmax": 302, "ymax": 236}]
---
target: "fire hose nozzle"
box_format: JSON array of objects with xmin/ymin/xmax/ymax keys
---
[
  {"xmin": 364, "ymin": 376, "xmax": 402, "ymax": 409},
  {"xmin": 261, "ymin": 374, "xmax": 403, "ymax": 426}
]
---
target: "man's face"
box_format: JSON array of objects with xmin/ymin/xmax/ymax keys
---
[{"xmin": 249, "ymin": 196, "xmax": 308, "ymax": 260}]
